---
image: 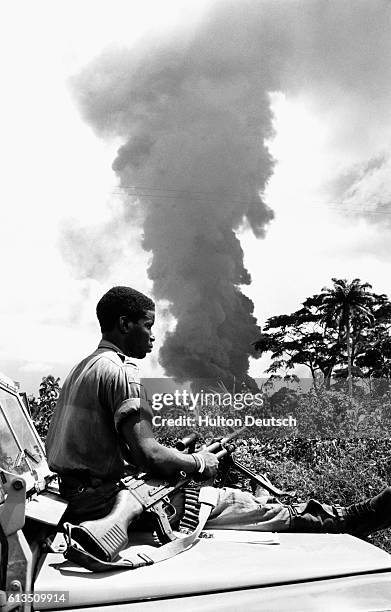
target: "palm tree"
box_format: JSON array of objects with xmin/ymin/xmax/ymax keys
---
[{"xmin": 314, "ymin": 279, "xmax": 375, "ymax": 396}]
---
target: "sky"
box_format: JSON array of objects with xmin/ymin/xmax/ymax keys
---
[{"xmin": 1, "ymin": 0, "xmax": 391, "ymax": 394}]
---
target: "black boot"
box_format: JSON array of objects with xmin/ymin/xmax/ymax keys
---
[{"xmin": 342, "ymin": 486, "xmax": 391, "ymax": 537}]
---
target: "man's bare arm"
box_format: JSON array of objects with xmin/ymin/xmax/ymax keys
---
[{"xmin": 120, "ymin": 410, "xmax": 218, "ymax": 478}]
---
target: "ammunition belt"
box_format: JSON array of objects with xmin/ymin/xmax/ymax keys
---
[{"xmin": 178, "ymin": 482, "xmax": 202, "ymax": 534}]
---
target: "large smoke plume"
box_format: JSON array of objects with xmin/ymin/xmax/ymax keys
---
[{"xmin": 70, "ymin": 0, "xmax": 391, "ymax": 387}]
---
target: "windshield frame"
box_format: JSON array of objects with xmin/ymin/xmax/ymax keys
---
[{"xmin": 0, "ymin": 378, "xmax": 50, "ymax": 496}]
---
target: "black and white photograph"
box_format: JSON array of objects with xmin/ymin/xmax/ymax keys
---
[{"xmin": 2, "ymin": 1, "xmax": 391, "ymax": 609}]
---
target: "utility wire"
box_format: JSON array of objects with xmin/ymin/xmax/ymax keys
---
[{"xmin": 108, "ymin": 186, "xmax": 391, "ymax": 215}]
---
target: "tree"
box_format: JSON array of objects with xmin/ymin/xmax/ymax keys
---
[
  {"xmin": 254, "ymin": 308, "xmax": 330, "ymax": 385},
  {"xmin": 355, "ymin": 300, "xmax": 391, "ymax": 392},
  {"xmin": 253, "ymin": 305, "xmax": 347, "ymax": 391},
  {"xmin": 254, "ymin": 278, "xmax": 391, "ymax": 395},
  {"xmin": 309, "ymin": 279, "xmax": 381, "ymax": 397},
  {"xmin": 29, "ymin": 375, "xmax": 61, "ymax": 440}
]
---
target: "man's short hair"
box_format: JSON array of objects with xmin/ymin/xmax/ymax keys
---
[{"xmin": 96, "ymin": 286, "xmax": 155, "ymax": 332}]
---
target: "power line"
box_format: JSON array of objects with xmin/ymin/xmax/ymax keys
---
[
  {"xmin": 109, "ymin": 186, "xmax": 391, "ymax": 215},
  {"xmin": 118, "ymin": 185, "xmax": 250, "ymax": 196},
  {"xmin": 111, "ymin": 191, "xmax": 264, "ymax": 206}
]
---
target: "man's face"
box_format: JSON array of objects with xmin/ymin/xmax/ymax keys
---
[{"xmin": 123, "ymin": 309, "xmax": 155, "ymax": 359}]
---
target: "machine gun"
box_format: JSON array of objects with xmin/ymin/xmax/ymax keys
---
[
  {"xmin": 65, "ymin": 427, "xmax": 291, "ymax": 569},
  {"xmin": 177, "ymin": 431, "xmax": 292, "ymax": 499},
  {"xmin": 65, "ymin": 429, "xmax": 243, "ymax": 565}
]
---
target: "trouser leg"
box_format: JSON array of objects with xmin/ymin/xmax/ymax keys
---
[
  {"xmin": 205, "ymin": 487, "xmax": 290, "ymax": 530},
  {"xmin": 205, "ymin": 487, "xmax": 344, "ymax": 533}
]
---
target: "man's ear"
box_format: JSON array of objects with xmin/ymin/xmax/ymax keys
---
[{"xmin": 118, "ymin": 315, "xmax": 134, "ymax": 333}]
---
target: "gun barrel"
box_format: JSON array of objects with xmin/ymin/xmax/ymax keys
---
[
  {"xmin": 205, "ymin": 439, "xmax": 223, "ymax": 453},
  {"xmin": 175, "ymin": 432, "xmax": 198, "ymax": 452},
  {"xmin": 206, "ymin": 425, "xmax": 247, "ymax": 455},
  {"xmin": 220, "ymin": 425, "xmax": 247, "ymax": 445}
]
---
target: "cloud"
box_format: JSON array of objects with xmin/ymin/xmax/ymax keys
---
[{"xmin": 67, "ymin": 0, "xmax": 391, "ymax": 386}]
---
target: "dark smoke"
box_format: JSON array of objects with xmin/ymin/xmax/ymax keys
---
[{"xmin": 70, "ymin": 0, "xmax": 391, "ymax": 387}]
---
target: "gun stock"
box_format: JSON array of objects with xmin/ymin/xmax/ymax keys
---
[{"xmin": 68, "ymin": 490, "xmax": 143, "ymax": 562}]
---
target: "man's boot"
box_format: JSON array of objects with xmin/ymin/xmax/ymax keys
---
[{"xmin": 342, "ymin": 486, "xmax": 391, "ymax": 537}]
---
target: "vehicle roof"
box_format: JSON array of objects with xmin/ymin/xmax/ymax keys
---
[{"xmin": 35, "ymin": 532, "xmax": 391, "ymax": 609}]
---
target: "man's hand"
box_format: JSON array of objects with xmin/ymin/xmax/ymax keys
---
[{"xmin": 193, "ymin": 450, "xmax": 219, "ymax": 481}]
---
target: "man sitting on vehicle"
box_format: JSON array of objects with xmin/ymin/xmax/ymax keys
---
[{"xmin": 46, "ymin": 286, "xmax": 391, "ymax": 538}]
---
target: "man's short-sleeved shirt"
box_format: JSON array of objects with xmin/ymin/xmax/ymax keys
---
[{"xmin": 45, "ymin": 340, "xmax": 147, "ymax": 481}]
